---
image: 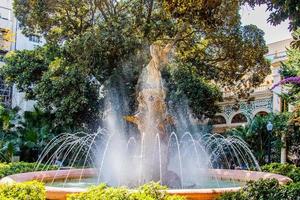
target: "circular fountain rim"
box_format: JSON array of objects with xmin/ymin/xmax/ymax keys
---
[{"xmin": 0, "ymin": 168, "xmax": 292, "ymax": 200}]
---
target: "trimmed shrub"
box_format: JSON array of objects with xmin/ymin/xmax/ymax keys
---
[
  {"xmin": 67, "ymin": 182, "xmax": 185, "ymax": 200},
  {"xmin": 218, "ymin": 179, "xmax": 300, "ymax": 200},
  {"xmin": 261, "ymin": 163, "xmax": 300, "ymax": 182},
  {"xmin": 0, "ymin": 181, "xmax": 45, "ymax": 200},
  {"xmin": 280, "ymin": 182, "xmax": 300, "ymax": 199},
  {"xmin": 0, "ymin": 162, "xmax": 58, "ymax": 178}
]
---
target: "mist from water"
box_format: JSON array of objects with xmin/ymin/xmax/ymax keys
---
[{"xmin": 36, "ymin": 45, "xmax": 260, "ymax": 189}]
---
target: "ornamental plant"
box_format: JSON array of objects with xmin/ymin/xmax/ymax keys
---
[
  {"xmin": 218, "ymin": 179, "xmax": 300, "ymax": 200},
  {"xmin": 0, "ymin": 162, "xmax": 57, "ymax": 179},
  {"xmin": 67, "ymin": 182, "xmax": 185, "ymax": 200},
  {"xmin": 262, "ymin": 163, "xmax": 300, "ymax": 183},
  {"xmin": 0, "ymin": 181, "xmax": 45, "ymax": 200}
]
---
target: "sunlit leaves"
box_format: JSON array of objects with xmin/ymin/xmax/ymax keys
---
[{"xmin": 6, "ymin": 0, "xmax": 271, "ymax": 128}]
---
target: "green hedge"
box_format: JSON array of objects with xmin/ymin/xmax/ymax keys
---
[
  {"xmin": 218, "ymin": 163, "xmax": 300, "ymax": 200},
  {"xmin": 217, "ymin": 179, "xmax": 300, "ymax": 200},
  {"xmin": 0, "ymin": 181, "xmax": 45, "ymax": 200},
  {"xmin": 67, "ymin": 182, "xmax": 185, "ymax": 200},
  {"xmin": 261, "ymin": 163, "xmax": 300, "ymax": 182},
  {"xmin": 0, "ymin": 162, "xmax": 58, "ymax": 179}
]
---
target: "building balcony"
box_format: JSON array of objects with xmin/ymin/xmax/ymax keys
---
[
  {"xmin": 266, "ymin": 51, "xmax": 287, "ymax": 64},
  {"xmin": 222, "ymin": 84, "xmax": 272, "ymax": 98}
]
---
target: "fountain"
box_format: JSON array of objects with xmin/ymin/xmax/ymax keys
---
[{"xmin": 0, "ymin": 44, "xmax": 292, "ymax": 200}]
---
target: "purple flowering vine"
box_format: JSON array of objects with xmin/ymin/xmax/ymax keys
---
[{"xmin": 271, "ymin": 76, "xmax": 300, "ymax": 90}]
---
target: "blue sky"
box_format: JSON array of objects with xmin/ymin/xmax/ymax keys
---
[{"xmin": 241, "ymin": 5, "xmax": 291, "ymax": 44}]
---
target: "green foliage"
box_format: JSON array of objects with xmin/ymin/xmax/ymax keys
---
[
  {"xmin": 280, "ymin": 47, "xmax": 300, "ymax": 102},
  {"xmin": 67, "ymin": 182, "xmax": 185, "ymax": 200},
  {"xmin": 218, "ymin": 179, "xmax": 300, "ymax": 200},
  {"xmin": 277, "ymin": 39, "xmax": 300, "ymax": 164},
  {"xmin": 20, "ymin": 107, "xmax": 56, "ymax": 150},
  {"xmin": 0, "ymin": 105, "xmax": 59, "ymax": 161},
  {"xmin": 0, "ymin": 105, "xmax": 22, "ymax": 160},
  {"xmin": 2, "ymin": 46, "xmax": 57, "ymax": 99},
  {"xmin": 262, "ymin": 163, "xmax": 300, "ymax": 182},
  {"xmin": 288, "ymin": 106, "xmax": 300, "ymax": 157},
  {"xmin": 67, "ymin": 184, "xmax": 129, "ymax": 200},
  {"xmin": 243, "ymin": 0, "xmax": 300, "ymax": 31},
  {"xmin": 280, "ymin": 182, "xmax": 300, "ymax": 199},
  {"xmin": 0, "ymin": 181, "xmax": 45, "ymax": 200},
  {"xmin": 219, "ymin": 163, "xmax": 300, "ymax": 200},
  {"xmin": 6, "ymin": 0, "xmax": 270, "ymax": 129},
  {"xmin": 0, "ymin": 162, "xmax": 57, "ymax": 179},
  {"xmin": 226, "ymin": 113, "xmax": 291, "ymax": 164},
  {"xmin": 164, "ymin": 64, "xmax": 222, "ymax": 119},
  {"xmin": 291, "ymin": 28, "xmax": 300, "ymax": 49},
  {"xmin": 279, "ymin": 29, "xmax": 300, "ymax": 117}
]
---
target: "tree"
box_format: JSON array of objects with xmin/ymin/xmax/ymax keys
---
[
  {"xmin": 243, "ymin": 0, "xmax": 300, "ymax": 31},
  {"xmin": 291, "ymin": 28, "xmax": 300, "ymax": 49},
  {"xmin": 2, "ymin": 0, "xmax": 270, "ymax": 130},
  {"xmin": 227, "ymin": 113, "xmax": 291, "ymax": 165},
  {"xmin": 0, "ymin": 29, "xmax": 13, "ymax": 51},
  {"xmin": 279, "ymin": 38, "xmax": 300, "ymax": 120},
  {"xmin": 275, "ymin": 36, "xmax": 300, "ymax": 164}
]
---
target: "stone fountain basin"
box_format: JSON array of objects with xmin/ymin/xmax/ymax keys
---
[{"xmin": 0, "ymin": 168, "xmax": 292, "ymax": 200}]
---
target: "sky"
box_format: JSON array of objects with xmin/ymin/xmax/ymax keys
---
[{"xmin": 240, "ymin": 5, "xmax": 291, "ymax": 44}]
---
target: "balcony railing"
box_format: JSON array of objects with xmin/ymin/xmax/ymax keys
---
[
  {"xmin": 266, "ymin": 51, "xmax": 287, "ymax": 62},
  {"xmin": 222, "ymin": 84, "xmax": 272, "ymax": 98},
  {"xmin": 254, "ymin": 85, "xmax": 271, "ymax": 92}
]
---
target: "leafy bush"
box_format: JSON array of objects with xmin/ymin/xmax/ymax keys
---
[
  {"xmin": 280, "ymin": 182, "xmax": 300, "ymax": 199},
  {"xmin": 67, "ymin": 182, "xmax": 185, "ymax": 200},
  {"xmin": 0, "ymin": 181, "xmax": 45, "ymax": 200},
  {"xmin": 0, "ymin": 105, "xmax": 59, "ymax": 162},
  {"xmin": 225, "ymin": 113, "xmax": 290, "ymax": 165},
  {"xmin": 261, "ymin": 162, "xmax": 300, "ymax": 182},
  {"xmin": 218, "ymin": 179, "xmax": 300, "ymax": 200},
  {"xmin": 0, "ymin": 106, "xmax": 22, "ymax": 161},
  {"xmin": 0, "ymin": 162, "xmax": 57, "ymax": 179}
]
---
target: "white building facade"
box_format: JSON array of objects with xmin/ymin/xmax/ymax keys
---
[
  {"xmin": 213, "ymin": 38, "xmax": 292, "ymax": 133},
  {"xmin": 0, "ymin": 0, "xmax": 42, "ymax": 111}
]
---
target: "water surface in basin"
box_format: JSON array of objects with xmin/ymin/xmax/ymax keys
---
[{"xmin": 46, "ymin": 178, "xmax": 245, "ymax": 189}]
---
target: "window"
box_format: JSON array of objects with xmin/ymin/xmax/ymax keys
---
[
  {"xmin": 212, "ymin": 115, "xmax": 226, "ymax": 125},
  {"xmin": 29, "ymin": 35, "xmax": 41, "ymax": 43},
  {"xmin": 0, "ymin": 78, "xmax": 11, "ymax": 107},
  {"xmin": 231, "ymin": 113, "xmax": 248, "ymax": 124}
]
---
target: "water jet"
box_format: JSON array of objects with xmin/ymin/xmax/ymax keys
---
[{"xmin": 0, "ymin": 44, "xmax": 292, "ymax": 200}]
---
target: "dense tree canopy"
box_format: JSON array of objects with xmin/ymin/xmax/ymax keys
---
[{"xmin": 1, "ymin": 0, "xmax": 270, "ymax": 130}]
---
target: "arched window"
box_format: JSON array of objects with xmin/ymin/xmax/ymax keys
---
[
  {"xmin": 231, "ymin": 113, "xmax": 248, "ymax": 124},
  {"xmin": 212, "ymin": 115, "xmax": 227, "ymax": 125},
  {"xmin": 255, "ymin": 111, "xmax": 268, "ymax": 117}
]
